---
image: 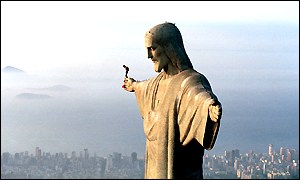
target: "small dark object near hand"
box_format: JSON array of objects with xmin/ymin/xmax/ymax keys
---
[{"xmin": 123, "ymin": 65, "xmax": 129, "ymax": 78}]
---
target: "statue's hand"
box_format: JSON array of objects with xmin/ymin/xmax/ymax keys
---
[
  {"xmin": 209, "ymin": 102, "xmax": 222, "ymax": 122},
  {"xmin": 122, "ymin": 77, "xmax": 136, "ymax": 92}
]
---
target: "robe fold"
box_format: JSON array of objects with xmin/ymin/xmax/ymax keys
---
[{"xmin": 134, "ymin": 69, "xmax": 221, "ymax": 179}]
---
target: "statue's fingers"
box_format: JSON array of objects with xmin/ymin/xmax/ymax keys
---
[
  {"xmin": 211, "ymin": 115, "xmax": 218, "ymax": 122},
  {"xmin": 214, "ymin": 113, "xmax": 220, "ymax": 121},
  {"xmin": 211, "ymin": 106, "xmax": 217, "ymax": 115},
  {"xmin": 215, "ymin": 105, "xmax": 222, "ymax": 114},
  {"xmin": 215, "ymin": 108, "xmax": 221, "ymax": 116},
  {"xmin": 213, "ymin": 112, "xmax": 217, "ymax": 119}
]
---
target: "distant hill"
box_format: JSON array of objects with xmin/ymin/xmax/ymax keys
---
[
  {"xmin": 2, "ymin": 66, "xmax": 26, "ymax": 74},
  {"xmin": 16, "ymin": 93, "xmax": 52, "ymax": 100}
]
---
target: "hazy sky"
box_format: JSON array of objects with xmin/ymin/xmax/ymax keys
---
[
  {"xmin": 1, "ymin": 1, "xmax": 299, "ymax": 74},
  {"xmin": 1, "ymin": 1, "xmax": 299, "ymax": 156}
]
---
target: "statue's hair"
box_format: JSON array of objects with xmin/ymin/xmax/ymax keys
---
[{"xmin": 145, "ymin": 22, "xmax": 193, "ymax": 71}]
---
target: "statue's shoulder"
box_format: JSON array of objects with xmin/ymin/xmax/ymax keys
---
[
  {"xmin": 179, "ymin": 69, "xmax": 212, "ymax": 90},
  {"xmin": 180, "ymin": 69, "xmax": 206, "ymax": 80}
]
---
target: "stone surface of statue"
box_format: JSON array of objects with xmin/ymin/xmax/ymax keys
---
[{"xmin": 123, "ymin": 22, "xmax": 222, "ymax": 179}]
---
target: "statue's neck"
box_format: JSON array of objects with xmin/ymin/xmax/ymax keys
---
[{"xmin": 163, "ymin": 63, "xmax": 181, "ymax": 78}]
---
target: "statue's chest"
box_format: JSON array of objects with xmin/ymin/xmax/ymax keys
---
[{"xmin": 153, "ymin": 78, "xmax": 172, "ymax": 108}]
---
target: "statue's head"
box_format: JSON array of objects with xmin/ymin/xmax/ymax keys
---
[{"xmin": 145, "ymin": 22, "xmax": 193, "ymax": 71}]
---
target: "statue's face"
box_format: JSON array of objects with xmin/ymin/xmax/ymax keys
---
[{"xmin": 145, "ymin": 36, "xmax": 170, "ymax": 73}]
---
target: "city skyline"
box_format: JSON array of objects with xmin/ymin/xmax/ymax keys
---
[
  {"xmin": 2, "ymin": 143, "xmax": 298, "ymax": 159},
  {"xmin": 2, "ymin": 144, "xmax": 299, "ymax": 179}
]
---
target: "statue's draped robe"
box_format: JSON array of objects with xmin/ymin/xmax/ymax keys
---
[{"xmin": 134, "ymin": 69, "xmax": 221, "ymax": 179}]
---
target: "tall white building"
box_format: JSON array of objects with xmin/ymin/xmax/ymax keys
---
[{"xmin": 268, "ymin": 144, "xmax": 273, "ymax": 156}]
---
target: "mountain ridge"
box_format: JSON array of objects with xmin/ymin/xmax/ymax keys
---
[
  {"xmin": 15, "ymin": 93, "xmax": 52, "ymax": 100},
  {"xmin": 2, "ymin": 66, "xmax": 26, "ymax": 73}
]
